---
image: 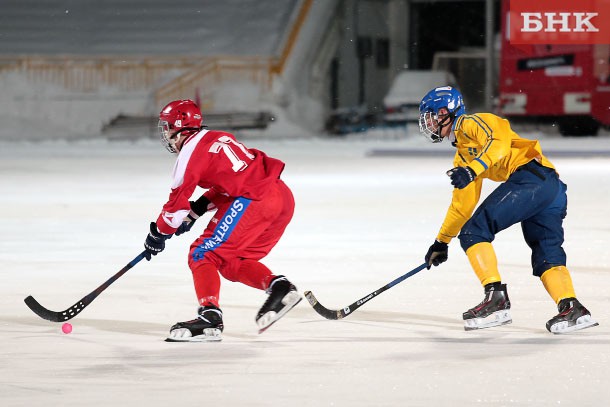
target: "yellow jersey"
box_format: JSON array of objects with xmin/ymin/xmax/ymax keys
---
[{"xmin": 436, "ymin": 113, "xmax": 555, "ymax": 244}]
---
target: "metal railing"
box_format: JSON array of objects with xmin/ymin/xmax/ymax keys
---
[
  {"xmin": 0, "ymin": 55, "xmax": 204, "ymax": 92},
  {"xmin": 153, "ymin": 56, "xmax": 277, "ymax": 109}
]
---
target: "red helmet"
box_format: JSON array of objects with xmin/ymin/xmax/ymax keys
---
[{"xmin": 158, "ymin": 99, "xmax": 203, "ymax": 153}]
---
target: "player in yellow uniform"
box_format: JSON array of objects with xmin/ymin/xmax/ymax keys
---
[{"xmin": 418, "ymin": 86, "xmax": 598, "ymax": 334}]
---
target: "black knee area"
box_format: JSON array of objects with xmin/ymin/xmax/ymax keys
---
[
  {"xmin": 534, "ymin": 263, "xmax": 564, "ymax": 278},
  {"xmin": 458, "ymin": 233, "xmax": 486, "ymax": 252}
]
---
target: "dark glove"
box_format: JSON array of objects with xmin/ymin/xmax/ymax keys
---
[
  {"xmin": 425, "ymin": 240, "xmax": 449, "ymax": 269},
  {"xmin": 190, "ymin": 196, "xmax": 211, "ymax": 216},
  {"xmin": 447, "ymin": 166, "xmax": 476, "ymax": 189},
  {"xmin": 175, "ymin": 196, "xmax": 211, "ymax": 236},
  {"xmin": 144, "ymin": 222, "xmax": 171, "ymax": 261},
  {"xmin": 175, "ymin": 214, "xmax": 196, "ymax": 236}
]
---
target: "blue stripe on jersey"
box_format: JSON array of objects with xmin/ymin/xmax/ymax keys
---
[
  {"xmin": 470, "ymin": 114, "xmax": 493, "ymax": 138},
  {"xmin": 474, "ymin": 157, "xmax": 488, "ymax": 170},
  {"xmin": 468, "ymin": 115, "xmax": 495, "ymax": 165},
  {"xmin": 453, "ymin": 115, "xmax": 465, "ymax": 131},
  {"xmin": 192, "ymin": 197, "xmax": 252, "ymax": 261}
]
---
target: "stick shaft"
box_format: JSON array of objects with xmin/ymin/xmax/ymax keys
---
[
  {"xmin": 305, "ymin": 262, "xmax": 427, "ymax": 320},
  {"xmin": 24, "ymin": 251, "xmax": 147, "ymax": 322}
]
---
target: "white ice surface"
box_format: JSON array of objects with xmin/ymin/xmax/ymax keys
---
[{"xmin": 1, "ymin": 131, "xmax": 610, "ymax": 406}]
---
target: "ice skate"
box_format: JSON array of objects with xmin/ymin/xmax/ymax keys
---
[
  {"xmin": 546, "ymin": 298, "xmax": 598, "ymax": 334},
  {"xmin": 256, "ymin": 275, "xmax": 301, "ymax": 333},
  {"xmin": 166, "ymin": 306, "xmax": 224, "ymax": 342},
  {"xmin": 463, "ymin": 283, "xmax": 512, "ymax": 331}
]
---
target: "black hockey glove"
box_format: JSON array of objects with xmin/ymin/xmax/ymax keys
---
[
  {"xmin": 175, "ymin": 213, "xmax": 196, "ymax": 236},
  {"xmin": 447, "ymin": 166, "xmax": 476, "ymax": 189},
  {"xmin": 175, "ymin": 196, "xmax": 211, "ymax": 236},
  {"xmin": 144, "ymin": 222, "xmax": 171, "ymax": 260},
  {"xmin": 425, "ymin": 240, "xmax": 448, "ymax": 270}
]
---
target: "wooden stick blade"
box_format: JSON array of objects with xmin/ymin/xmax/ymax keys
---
[
  {"xmin": 24, "ymin": 296, "xmax": 64, "ymax": 322},
  {"xmin": 304, "ymin": 291, "xmax": 347, "ymax": 320}
]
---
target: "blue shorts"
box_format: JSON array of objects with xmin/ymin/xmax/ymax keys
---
[{"xmin": 459, "ymin": 161, "xmax": 567, "ymax": 277}]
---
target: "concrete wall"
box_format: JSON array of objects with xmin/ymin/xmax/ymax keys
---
[
  {"xmin": 270, "ymin": 0, "xmax": 342, "ymax": 134},
  {"xmin": 333, "ymin": 0, "xmax": 409, "ymax": 113}
]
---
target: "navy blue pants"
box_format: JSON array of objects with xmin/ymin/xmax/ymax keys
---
[{"xmin": 459, "ymin": 161, "xmax": 567, "ymax": 277}]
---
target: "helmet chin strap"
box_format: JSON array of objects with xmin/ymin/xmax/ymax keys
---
[
  {"xmin": 174, "ymin": 128, "xmax": 201, "ymax": 151},
  {"xmin": 436, "ymin": 113, "xmax": 455, "ymax": 138}
]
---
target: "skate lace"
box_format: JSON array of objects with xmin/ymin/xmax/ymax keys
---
[
  {"xmin": 260, "ymin": 277, "xmax": 292, "ymax": 313},
  {"xmin": 260, "ymin": 296, "xmax": 274, "ymax": 313},
  {"xmin": 265, "ymin": 276, "xmax": 288, "ymax": 294},
  {"xmin": 472, "ymin": 289, "xmax": 507, "ymax": 313},
  {"xmin": 473, "ymin": 291, "xmax": 493, "ymax": 311},
  {"xmin": 557, "ymin": 300, "xmax": 576, "ymax": 317},
  {"xmin": 198, "ymin": 308, "xmax": 222, "ymax": 323}
]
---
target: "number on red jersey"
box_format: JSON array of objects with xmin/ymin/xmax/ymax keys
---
[{"xmin": 208, "ymin": 135, "xmax": 255, "ymax": 172}]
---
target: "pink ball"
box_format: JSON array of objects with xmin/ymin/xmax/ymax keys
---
[{"xmin": 61, "ymin": 323, "xmax": 73, "ymax": 334}]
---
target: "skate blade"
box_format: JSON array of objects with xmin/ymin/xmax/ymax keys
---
[
  {"xmin": 165, "ymin": 328, "xmax": 223, "ymax": 342},
  {"xmin": 549, "ymin": 315, "xmax": 599, "ymax": 334},
  {"xmin": 257, "ymin": 292, "xmax": 302, "ymax": 334},
  {"xmin": 464, "ymin": 310, "xmax": 512, "ymax": 331}
]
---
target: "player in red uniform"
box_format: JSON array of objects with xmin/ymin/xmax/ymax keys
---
[{"xmin": 143, "ymin": 99, "xmax": 301, "ymax": 341}]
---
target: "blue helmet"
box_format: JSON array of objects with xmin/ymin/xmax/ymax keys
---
[{"xmin": 418, "ymin": 86, "xmax": 465, "ymax": 142}]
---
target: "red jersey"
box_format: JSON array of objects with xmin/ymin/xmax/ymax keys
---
[{"xmin": 155, "ymin": 130, "xmax": 285, "ymax": 234}]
